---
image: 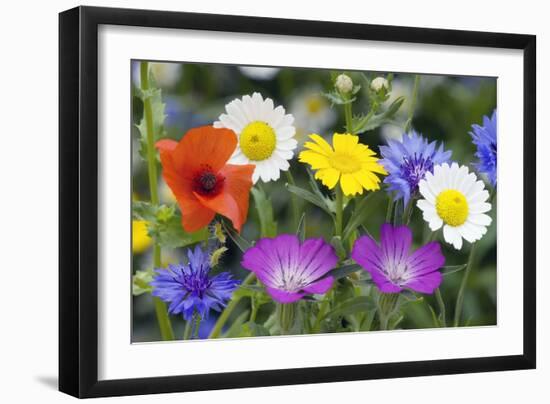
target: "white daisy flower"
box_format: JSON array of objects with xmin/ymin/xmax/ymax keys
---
[
  {"xmin": 214, "ymin": 92, "xmax": 298, "ymax": 183},
  {"xmin": 291, "ymin": 87, "xmax": 337, "ymax": 138},
  {"xmin": 417, "ymin": 162, "xmax": 492, "ymax": 250}
]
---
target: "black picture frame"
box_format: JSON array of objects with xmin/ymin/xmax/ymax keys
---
[{"xmin": 59, "ymin": 5, "xmax": 536, "ymax": 398}]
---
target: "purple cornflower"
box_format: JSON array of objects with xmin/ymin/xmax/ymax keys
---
[
  {"xmin": 470, "ymin": 110, "xmax": 497, "ymax": 187},
  {"xmin": 241, "ymin": 234, "xmax": 338, "ymax": 303},
  {"xmin": 351, "ymin": 224, "xmax": 445, "ymax": 294},
  {"xmin": 151, "ymin": 245, "xmax": 240, "ymax": 320},
  {"xmin": 379, "ymin": 131, "xmax": 451, "ymax": 206}
]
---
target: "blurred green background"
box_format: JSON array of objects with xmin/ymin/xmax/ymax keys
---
[{"xmin": 131, "ymin": 61, "xmax": 497, "ymax": 342}]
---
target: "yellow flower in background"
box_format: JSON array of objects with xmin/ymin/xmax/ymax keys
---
[
  {"xmin": 132, "ymin": 220, "xmax": 152, "ymax": 254},
  {"xmin": 299, "ymin": 133, "xmax": 387, "ymax": 196}
]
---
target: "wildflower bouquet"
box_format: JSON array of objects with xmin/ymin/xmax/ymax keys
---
[{"xmin": 132, "ymin": 62, "xmax": 497, "ymax": 341}]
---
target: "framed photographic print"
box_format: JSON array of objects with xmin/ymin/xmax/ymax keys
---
[{"xmin": 59, "ymin": 6, "xmax": 536, "ymax": 398}]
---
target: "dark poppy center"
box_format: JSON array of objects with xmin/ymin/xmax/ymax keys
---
[{"xmin": 193, "ymin": 166, "xmax": 224, "ymax": 196}]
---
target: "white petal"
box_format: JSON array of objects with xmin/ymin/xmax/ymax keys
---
[
  {"xmin": 418, "ymin": 180, "xmax": 436, "ymax": 204},
  {"xmin": 226, "ymin": 99, "xmax": 249, "ymax": 127},
  {"xmin": 275, "ymin": 149, "xmax": 294, "ymax": 160},
  {"xmin": 276, "ymin": 114, "xmax": 295, "ymax": 130},
  {"xmin": 457, "ymin": 222, "xmax": 478, "ymax": 243},
  {"xmin": 277, "ymin": 138, "xmax": 298, "ymax": 151},
  {"xmin": 219, "ymin": 114, "xmax": 243, "ymax": 133},
  {"xmin": 276, "ymin": 126, "xmax": 296, "ymax": 140},
  {"xmin": 229, "ymin": 151, "xmax": 250, "ymax": 165},
  {"xmin": 267, "ymin": 106, "xmax": 285, "ymax": 128},
  {"xmin": 250, "ymin": 92, "xmax": 264, "ymax": 118},
  {"xmin": 467, "ymin": 189, "xmax": 490, "ymax": 204},
  {"xmin": 454, "ymin": 165, "xmax": 470, "ymax": 190},
  {"xmin": 241, "ymin": 95, "xmax": 256, "ymax": 121},
  {"xmin": 443, "ymin": 225, "xmax": 463, "ymax": 250},
  {"xmin": 417, "ymin": 198, "xmax": 435, "ymax": 213},
  {"xmin": 469, "ymin": 202, "xmax": 492, "ymax": 214},
  {"xmin": 271, "ymin": 153, "xmax": 290, "ymax": 171},
  {"xmin": 468, "ymin": 213, "xmax": 492, "ymax": 227},
  {"xmin": 428, "ymin": 216, "xmax": 444, "ymax": 231},
  {"xmin": 459, "ymin": 172, "xmax": 478, "ymax": 195},
  {"xmin": 261, "ymin": 97, "xmax": 275, "ymax": 121}
]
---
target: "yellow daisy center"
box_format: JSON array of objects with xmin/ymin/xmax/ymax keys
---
[
  {"xmin": 436, "ymin": 189, "xmax": 469, "ymax": 226},
  {"xmin": 329, "ymin": 152, "xmax": 361, "ymax": 173},
  {"xmin": 306, "ymin": 96, "xmax": 324, "ymax": 114},
  {"xmin": 240, "ymin": 121, "xmax": 277, "ymax": 161}
]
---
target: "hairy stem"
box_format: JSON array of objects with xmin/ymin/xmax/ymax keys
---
[{"xmin": 140, "ymin": 61, "xmax": 174, "ymax": 341}]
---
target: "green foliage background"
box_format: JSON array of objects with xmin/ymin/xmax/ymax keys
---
[{"xmin": 131, "ymin": 61, "xmax": 496, "ymax": 342}]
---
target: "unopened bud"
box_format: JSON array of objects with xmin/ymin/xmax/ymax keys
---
[{"xmin": 335, "ymin": 74, "xmax": 353, "ymax": 94}]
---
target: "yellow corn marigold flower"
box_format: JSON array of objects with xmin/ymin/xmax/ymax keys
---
[
  {"xmin": 132, "ymin": 220, "xmax": 152, "ymax": 254},
  {"xmin": 299, "ymin": 133, "xmax": 387, "ymax": 196}
]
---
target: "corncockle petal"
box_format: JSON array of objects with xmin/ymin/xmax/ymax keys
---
[
  {"xmin": 352, "ymin": 224, "xmax": 445, "ymax": 295},
  {"xmin": 241, "ymin": 234, "xmax": 338, "ymax": 304}
]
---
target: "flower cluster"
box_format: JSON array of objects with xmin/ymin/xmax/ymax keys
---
[{"xmin": 135, "ymin": 62, "xmax": 497, "ymax": 339}]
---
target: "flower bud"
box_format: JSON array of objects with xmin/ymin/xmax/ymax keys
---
[
  {"xmin": 335, "ymin": 74, "xmax": 353, "ymax": 94},
  {"xmin": 371, "ymin": 77, "xmax": 390, "ymax": 93}
]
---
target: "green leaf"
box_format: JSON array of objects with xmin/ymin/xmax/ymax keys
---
[
  {"xmin": 342, "ymin": 192, "xmax": 377, "ymax": 241},
  {"xmin": 135, "ymin": 87, "xmax": 167, "ymax": 161},
  {"xmin": 251, "ymin": 186, "xmax": 277, "ymax": 237},
  {"xmin": 330, "ymin": 236, "xmax": 347, "ymax": 261},
  {"xmin": 154, "ymin": 213, "xmax": 208, "ymax": 248},
  {"xmin": 239, "ymin": 321, "xmax": 270, "ymax": 337},
  {"xmin": 323, "ymin": 296, "xmax": 376, "ymax": 320},
  {"xmin": 222, "ymin": 220, "xmax": 251, "ymax": 252},
  {"xmin": 427, "ymin": 304, "xmax": 441, "ymax": 327},
  {"xmin": 223, "ymin": 310, "xmax": 250, "ymax": 338},
  {"xmin": 441, "ymin": 264, "xmax": 468, "ymax": 276},
  {"xmin": 132, "ymin": 201, "xmax": 208, "ymax": 248},
  {"xmin": 353, "ymin": 96, "xmax": 405, "ymax": 134},
  {"xmin": 132, "ymin": 270, "xmax": 153, "ymax": 296},
  {"xmin": 322, "ymin": 90, "xmax": 356, "ymax": 105},
  {"xmin": 296, "ymin": 213, "xmax": 306, "ymax": 242},
  {"xmin": 286, "ymin": 183, "xmax": 334, "ymax": 217},
  {"xmin": 323, "ymin": 263, "xmax": 362, "ymax": 281}
]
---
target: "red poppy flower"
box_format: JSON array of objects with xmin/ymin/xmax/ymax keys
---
[{"xmin": 156, "ymin": 126, "xmax": 254, "ymax": 233}]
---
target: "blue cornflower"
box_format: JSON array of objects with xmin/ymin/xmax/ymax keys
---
[
  {"xmin": 470, "ymin": 110, "xmax": 497, "ymax": 187},
  {"xmin": 379, "ymin": 131, "xmax": 452, "ymax": 206},
  {"xmin": 151, "ymin": 245, "xmax": 240, "ymax": 321}
]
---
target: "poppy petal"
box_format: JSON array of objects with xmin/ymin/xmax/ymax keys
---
[
  {"xmin": 156, "ymin": 140, "xmax": 193, "ymax": 200},
  {"xmin": 220, "ymin": 164, "xmax": 255, "ymax": 230},
  {"xmin": 178, "ymin": 196, "xmax": 216, "ymax": 232},
  {"xmin": 193, "ymin": 164, "xmax": 254, "ymax": 232},
  {"xmin": 156, "ymin": 139, "xmax": 178, "ymax": 152},
  {"xmin": 173, "ymin": 126, "xmax": 238, "ymax": 173}
]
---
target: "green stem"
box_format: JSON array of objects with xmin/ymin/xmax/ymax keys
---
[
  {"xmin": 378, "ymin": 293, "xmax": 399, "ymax": 330},
  {"xmin": 277, "ymin": 303, "xmax": 297, "ymax": 335},
  {"xmin": 140, "ymin": 61, "xmax": 174, "ymax": 341},
  {"xmin": 344, "ymin": 101, "xmax": 354, "ymax": 134},
  {"xmin": 335, "ymin": 186, "xmax": 344, "ymax": 237},
  {"xmin": 435, "ymin": 288, "xmax": 446, "ymax": 327},
  {"xmin": 403, "ymin": 198, "xmax": 414, "ymax": 226},
  {"xmin": 209, "ymin": 272, "xmax": 256, "ymax": 338},
  {"xmin": 404, "ymin": 75, "xmax": 420, "ymax": 132},
  {"xmin": 313, "ymin": 297, "xmax": 330, "ymax": 333},
  {"xmin": 285, "ymin": 170, "xmax": 300, "ymax": 230},
  {"xmin": 453, "ymin": 243, "xmax": 476, "ymax": 327},
  {"xmin": 193, "ymin": 315, "xmax": 202, "ymax": 339},
  {"xmin": 385, "ymin": 194, "xmax": 394, "ymax": 223},
  {"xmin": 183, "ymin": 319, "xmax": 192, "ymax": 340}
]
